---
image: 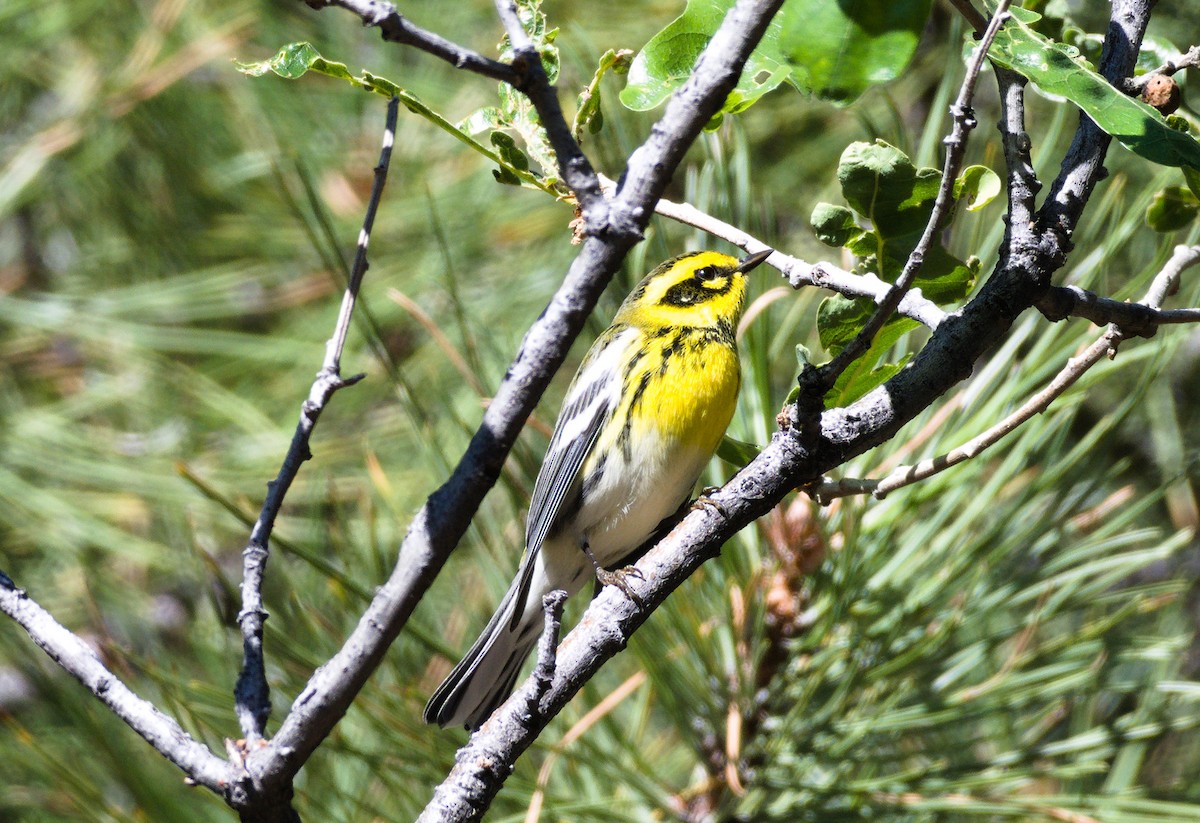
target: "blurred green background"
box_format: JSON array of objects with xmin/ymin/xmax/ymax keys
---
[{"xmin": 3, "ymin": 0, "xmax": 1200, "ymax": 820}]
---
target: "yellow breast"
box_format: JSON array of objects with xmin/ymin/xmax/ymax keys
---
[{"xmin": 617, "ymin": 326, "xmax": 740, "ymax": 455}]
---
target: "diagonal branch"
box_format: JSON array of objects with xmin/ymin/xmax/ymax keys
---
[
  {"xmin": 599, "ymin": 174, "xmax": 947, "ymax": 329},
  {"xmin": 798, "ymin": 1, "xmax": 1011, "ymax": 409},
  {"xmin": 238, "ymin": 0, "xmax": 786, "ymax": 799},
  {"xmin": 421, "ymin": 0, "xmax": 1160, "ymax": 814},
  {"xmin": 810, "ymin": 244, "xmax": 1200, "ymax": 502},
  {"xmin": 301, "ymin": 0, "xmax": 517, "ymax": 83},
  {"xmin": 234, "ymin": 97, "xmax": 398, "ymax": 744},
  {"xmin": 0, "ymin": 572, "xmax": 229, "ymax": 791}
]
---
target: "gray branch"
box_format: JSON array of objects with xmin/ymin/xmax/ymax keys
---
[
  {"xmin": 233, "ymin": 0, "xmax": 787, "ymax": 807},
  {"xmin": 301, "ymin": 0, "xmax": 517, "ymax": 83},
  {"xmin": 234, "ymin": 97, "xmax": 398, "ymax": 749},
  {"xmin": 0, "ymin": 574, "xmax": 230, "ymax": 791},
  {"xmin": 418, "ymin": 1, "xmax": 1166, "ymax": 817}
]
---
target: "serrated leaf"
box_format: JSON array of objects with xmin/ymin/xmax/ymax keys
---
[
  {"xmin": 986, "ymin": 13, "xmax": 1200, "ymax": 170},
  {"xmin": 619, "ymin": 0, "xmax": 789, "ymax": 113},
  {"xmin": 954, "ymin": 165, "xmax": 1002, "ymax": 211},
  {"xmin": 1146, "ymin": 186, "xmax": 1199, "ymax": 232},
  {"xmin": 778, "ymin": 0, "xmax": 934, "ymax": 105}
]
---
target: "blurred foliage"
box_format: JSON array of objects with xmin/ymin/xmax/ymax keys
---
[{"xmin": 1, "ymin": 1, "xmax": 1200, "ymax": 821}]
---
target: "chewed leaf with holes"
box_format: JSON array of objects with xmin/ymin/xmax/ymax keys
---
[{"xmin": 236, "ymin": 42, "xmax": 558, "ymax": 195}]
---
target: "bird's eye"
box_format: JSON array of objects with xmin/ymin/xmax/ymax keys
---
[{"xmin": 694, "ymin": 266, "xmax": 719, "ymax": 281}]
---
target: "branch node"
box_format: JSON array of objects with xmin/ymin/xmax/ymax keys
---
[{"xmin": 531, "ymin": 591, "xmax": 567, "ymax": 715}]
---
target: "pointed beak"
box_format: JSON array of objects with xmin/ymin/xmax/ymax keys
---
[{"xmin": 736, "ymin": 247, "xmax": 774, "ymax": 273}]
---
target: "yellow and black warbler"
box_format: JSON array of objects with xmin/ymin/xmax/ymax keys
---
[{"xmin": 424, "ymin": 248, "xmax": 773, "ymax": 730}]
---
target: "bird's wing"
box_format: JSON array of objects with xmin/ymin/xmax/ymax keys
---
[{"xmin": 510, "ymin": 327, "xmax": 633, "ymax": 626}]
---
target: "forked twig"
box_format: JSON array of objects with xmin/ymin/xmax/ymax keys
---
[
  {"xmin": 234, "ymin": 96, "xmax": 399, "ymax": 741},
  {"xmin": 810, "ymin": 244, "xmax": 1200, "ymax": 502}
]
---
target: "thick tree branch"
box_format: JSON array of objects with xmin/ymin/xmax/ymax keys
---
[
  {"xmin": 1038, "ymin": 0, "xmax": 1154, "ymax": 243},
  {"xmin": 234, "ymin": 0, "xmax": 786, "ymax": 802},
  {"xmin": 421, "ymin": 2, "xmax": 1161, "ymax": 815},
  {"xmin": 799, "ymin": 1, "xmax": 1010, "ymax": 407}
]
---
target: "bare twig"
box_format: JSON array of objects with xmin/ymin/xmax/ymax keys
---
[
  {"xmin": 0, "ymin": 573, "xmax": 229, "ymax": 790},
  {"xmin": 1037, "ymin": 283, "xmax": 1200, "ymax": 334},
  {"xmin": 234, "ymin": 97, "xmax": 398, "ymax": 742},
  {"xmin": 301, "ymin": 0, "xmax": 517, "ymax": 83},
  {"xmin": 946, "ymin": 0, "xmax": 988, "ymax": 34},
  {"xmin": 798, "ymin": 1, "xmax": 1011, "ymax": 408},
  {"xmin": 596, "ymin": 174, "xmax": 947, "ymax": 329},
  {"xmin": 1127, "ymin": 44, "xmax": 1200, "ymax": 92},
  {"xmin": 809, "ymin": 244, "xmax": 1200, "ymax": 502}
]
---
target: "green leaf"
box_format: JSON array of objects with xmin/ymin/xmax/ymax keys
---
[
  {"xmin": 620, "ymin": 0, "xmax": 932, "ymax": 116},
  {"xmin": 778, "ymin": 0, "xmax": 934, "ymax": 105},
  {"xmin": 831, "ymin": 351, "xmax": 912, "ymax": 407},
  {"xmin": 809, "ymin": 140, "xmax": 980, "ymax": 408},
  {"xmin": 817, "ymin": 295, "xmax": 919, "ymax": 355},
  {"xmin": 834, "ymin": 140, "xmax": 975, "ymax": 293},
  {"xmin": 811, "ymin": 203, "xmax": 866, "ymax": 248},
  {"xmin": 818, "ymin": 293, "xmax": 917, "ymax": 406},
  {"xmin": 986, "ymin": 13, "xmax": 1200, "ymax": 170},
  {"xmin": 717, "ymin": 435, "xmax": 761, "ymax": 466},
  {"xmin": 1146, "ymin": 186, "xmax": 1199, "ymax": 232},
  {"xmin": 619, "ymin": 0, "xmax": 790, "ymax": 114},
  {"xmin": 573, "ymin": 49, "xmax": 633, "ymax": 143},
  {"xmin": 1184, "ymin": 166, "xmax": 1200, "ymax": 202},
  {"xmin": 236, "ymin": 43, "xmax": 559, "ymax": 195},
  {"xmin": 954, "ymin": 165, "xmax": 1002, "ymax": 211}
]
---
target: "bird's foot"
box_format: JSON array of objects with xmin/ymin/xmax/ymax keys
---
[
  {"xmin": 692, "ymin": 488, "xmax": 727, "ymax": 517},
  {"xmin": 595, "ymin": 565, "xmax": 645, "ymax": 608},
  {"xmin": 582, "ymin": 541, "xmax": 645, "ymax": 607}
]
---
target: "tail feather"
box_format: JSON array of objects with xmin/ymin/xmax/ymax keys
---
[{"xmin": 423, "ymin": 579, "xmax": 542, "ymax": 731}]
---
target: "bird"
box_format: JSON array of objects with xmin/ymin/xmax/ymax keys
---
[{"xmin": 424, "ymin": 247, "xmax": 774, "ymax": 731}]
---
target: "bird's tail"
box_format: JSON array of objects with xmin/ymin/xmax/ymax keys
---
[{"xmin": 423, "ymin": 572, "xmax": 546, "ymax": 731}]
